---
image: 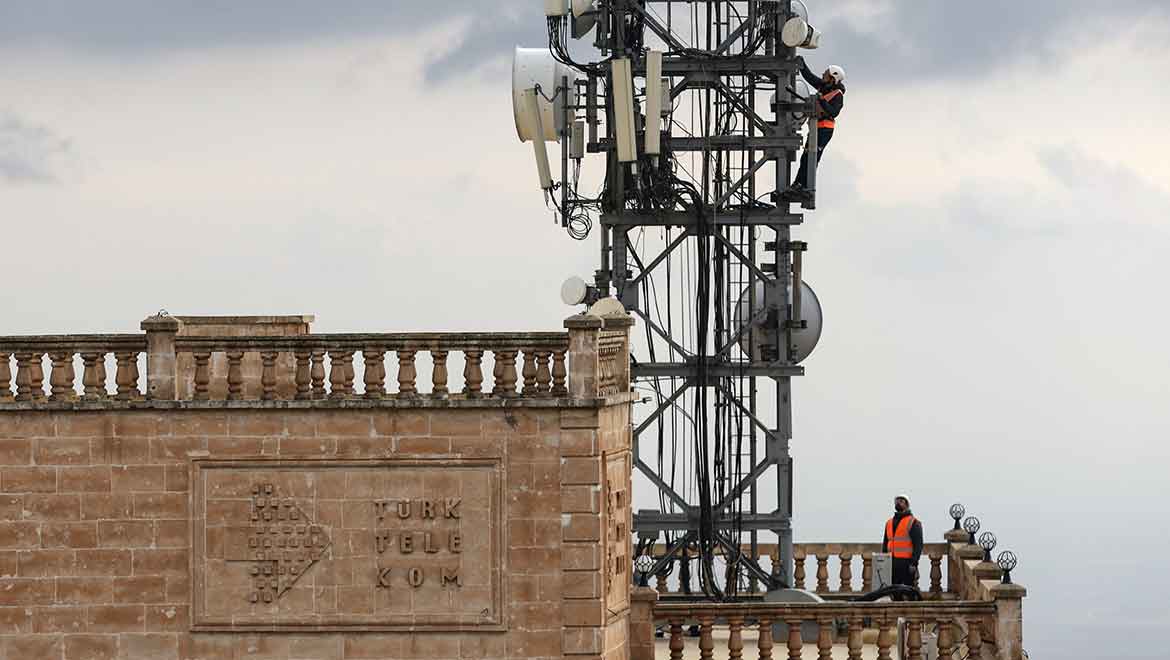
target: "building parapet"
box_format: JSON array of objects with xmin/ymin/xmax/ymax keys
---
[{"xmin": 0, "ymin": 312, "xmax": 634, "ymax": 407}]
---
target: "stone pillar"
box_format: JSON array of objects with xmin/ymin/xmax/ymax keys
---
[
  {"xmin": 564, "ymin": 314, "xmax": 603, "ymax": 398},
  {"xmin": 956, "ymin": 543, "xmax": 985, "ymax": 600},
  {"xmin": 141, "ymin": 314, "xmax": 181, "ymax": 400},
  {"xmin": 629, "ymin": 586, "xmax": 659, "ymax": 660},
  {"xmin": 991, "ymin": 583, "xmax": 1027, "ymax": 660},
  {"xmin": 944, "ymin": 528, "xmax": 968, "ymax": 595}
]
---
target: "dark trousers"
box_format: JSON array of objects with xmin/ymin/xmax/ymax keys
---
[
  {"xmin": 793, "ymin": 127, "xmax": 834, "ymax": 189},
  {"xmin": 892, "ymin": 557, "xmax": 916, "ymax": 587}
]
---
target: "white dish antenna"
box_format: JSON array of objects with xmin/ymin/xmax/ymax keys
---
[
  {"xmin": 561, "ymin": 276, "xmax": 590, "ymax": 306},
  {"xmin": 572, "ymin": 0, "xmax": 598, "ymax": 38},
  {"xmin": 512, "ymin": 47, "xmax": 576, "ymax": 143},
  {"xmin": 733, "ymin": 279, "xmax": 823, "ymax": 364},
  {"xmin": 782, "ymin": 16, "xmax": 821, "ymax": 49}
]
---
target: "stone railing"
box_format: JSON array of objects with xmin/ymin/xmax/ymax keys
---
[
  {"xmin": 633, "ymin": 595, "xmax": 998, "ymax": 660},
  {"xmin": 647, "ymin": 542, "xmax": 951, "ymax": 599},
  {"xmin": 793, "ymin": 543, "xmax": 950, "ymax": 598},
  {"xmin": 0, "ymin": 311, "xmax": 635, "ymax": 406},
  {"xmin": 639, "ymin": 510, "xmax": 1028, "ymax": 659},
  {"xmin": 0, "ymin": 335, "xmax": 147, "ymax": 402}
]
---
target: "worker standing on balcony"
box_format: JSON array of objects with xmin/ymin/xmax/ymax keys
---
[
  {"xmin": 785, "ymin": 56, "xmax": 846, "ymax": 201},
  {"xmin": 883, "ymin": 495, "xmax": 924, "ymax": 588}
]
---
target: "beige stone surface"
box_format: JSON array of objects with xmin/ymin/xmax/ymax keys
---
[{"xmin": 0, "ymin": 399, "xmax": 632, "ymax": 660}]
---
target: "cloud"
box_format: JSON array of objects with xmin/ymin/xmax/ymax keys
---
[
  {"xmin": 820, "ymin": 0, "xmax": 1170, "ymax": 81},
  {"xmin": 0, "ymin": 1, "xmax": 518, "ymax": 53},
  {"xmin": 0, "ymin": 112, "xmax": 72, "ymax": 183}
]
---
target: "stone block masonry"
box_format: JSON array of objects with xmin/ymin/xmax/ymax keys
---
[{"xmin": 0, "ymin": 309, "xmax": 636, "ymax": 660}]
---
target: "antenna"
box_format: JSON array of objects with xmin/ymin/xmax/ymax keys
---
[{"xmin": 515, "ymin": 0, "xmax": 831, "ymax": 598}]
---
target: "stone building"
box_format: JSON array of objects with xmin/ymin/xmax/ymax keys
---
[
  {"xmin": 0, "ymin": 310, "xmax": 1027, "ymax": 660},
  {"xmin": 0, "ymin": 310, "xmax": 637, "ymax": 660}
]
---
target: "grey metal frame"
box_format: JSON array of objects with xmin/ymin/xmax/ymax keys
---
[{"xmin": 555, "ymin": 0, "xmax": 821, "ymax": 595}]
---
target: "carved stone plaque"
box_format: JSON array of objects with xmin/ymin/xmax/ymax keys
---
[
  {"xmin": 191, "ymin": 459, "xmax": 503, "ymax": 631},
  {"xmin": 604, "ymin": 451, "xmax": 631, "ymax": 613}
]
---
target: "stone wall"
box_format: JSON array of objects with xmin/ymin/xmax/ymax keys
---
[{"xmin": 0, "ymin": 398, "xmax": 632, "ymax": 660}]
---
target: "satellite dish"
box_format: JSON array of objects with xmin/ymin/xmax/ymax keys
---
[
  {"xmin": 781, "ymin": 17, "xmax": 821, "ymax": 49},
  {"xmin": 512, "ymin": 47, "xmax": 576, "ymax": 143},
  {"xmin": 561, "ymin": 276, "xmax": 589, "ymax": 306},
  {"xmin": 571, "ymin": 0, "xmax": 598, "ymax": 38},
  {"xmin": 733, "ymin": 278, "xmax": 823, "ymax": 363}
]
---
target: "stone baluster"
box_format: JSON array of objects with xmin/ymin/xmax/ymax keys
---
[
  {"xmin": 535, "ymin": 350, "xmax": 551, "ymax": 396},
  {"xmin": 906, "ymin": 620, "xmax": 924, "ymax": 660},
  {"xmin": 847, "ymin": 617, "xmax": 863, "ymax": 660},
  {"xmin": 757, "ymin": 617, "xmax": 774, "ymax": 660},
  {"xmin": 294, "ymin": 351, "xmax": 312, "ymax": 400},
  {"xmin": 491, "ymin": 353, "xmax": 503, "ymax": 397},
  {"xmin": 966, "ymin": 616, "xmax": 984, "ymax": 660},
  {"xmin": 30, "ymin": 353, "xmax": 46, "ymax": 400},
  {"xmin": 114, "ymin": 352, "xmax": 139, "ymax": 401},
  {"xmin": 655, "ymin": 572, "xmax": 668, "ymax": 595},
  {"xmin": 786, "ymin": 619, "xmax": 802, "ymax": 660},
  {"xmin": 728, "ymin": 615, "xmax": 744, "ymax": 660},
  {"xmin": 397, "ymin": 349, "xmax": 418, "ymax": 397},
  {"xmin": 930, "ymin": 553, "xmax": 944, "ymax": 597},
  {"xmin": 793, "ymin": 551, "xmax": 806, "ymax": 590},
  {"xmin": 463, "ymin": 349, "xmax": 484, "ymax": 397},
  {"xmin": 668, "ymin": 620, "xmax": 684, "ymax": 660},
  {"xmin": 817, "ymin": 618, "xmax": 833, "ymax": 660},
  {"xmin": 343, "ymin": 352, "xmax": 356, "ymax": 396},
  {"xmin": 839, "ymin": 552, "xmax": 853, "ymax": 593},
  {"xmin": 328, "ymin": 351, "xmax": 348, "ymax": 400},
  {"xmin": 492, "ymin": 350, "xmax": 518, "ymax": 398},
  {"xmin": 815, "ymin": 555, "xmax": 829, "ymax": 593},
  {"xmin": 48, "ymin": 351, "xmax": 77, "ymax": 401},
  {"xmin": 0, "ymin": 353, "xmax": 12, "ymax": 401},
  {"xmin": 225, "ymin": 351, "xmax": 245, "ymax": 401},
  {"xmin": 14, "ymin": 353, "xmax": 35, "ymax": 401},
  {"xmin": 192, "ymin": 352, "xmax": 211, "ymax": 401},
  {"xmin": 698, "ymin": 615, "xmax": 714, "ymax": 660},
  {"xmin": 521, "ymin": 350, "xmax": 538, "ymax": 396},
  {"xmin": 431, "ymin": 350, "xmax": 449, "ymax": 398},
  {"xmin": 80, "ymin": 352, "xmax": 106, "ymax": 400},
  {"xmin": 937, "ymin": 618, "xmax": 955, "ymax": 659},
  {"xmin": 862, "ymin": 553, "xmax": 874, "ymax": 593},
  {"xmin": 310, "ymin": 350, "xmax": 327, "ymax": 399},
  {"xmin": 363, "ymin": 350, "xmax": 385, "ymax": 400},
  {"xmin": 876, "ymin": 617, "xmax": 895, "ymax": 660},
  {"xmin": 551, "ymin": 349, "xmax": 568, "ymax": 396},
  {"xmin": 260, "ymin": 351, "xmax": 279, "ymax": 401}
]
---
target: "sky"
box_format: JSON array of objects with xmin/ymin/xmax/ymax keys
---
[{"xmin": 2, "ymin": 2, "xmax": 1169, "ymax": 657}]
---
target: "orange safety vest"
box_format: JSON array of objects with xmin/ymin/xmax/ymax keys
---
[
  {"xmin": 885, "ymin": 515, "xmax": 917, "ymax": 559},
  {"xmin": 817, "ymin": 89, "xmax": 843, "ymax": 129}
]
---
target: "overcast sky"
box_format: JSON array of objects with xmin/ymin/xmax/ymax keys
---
[{"xmin": 2, "ymin": 2, "xmax": 1168, "ymax": 658}]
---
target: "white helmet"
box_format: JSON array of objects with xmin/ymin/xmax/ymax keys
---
[{"xmin": 826, "ymin": 65, "xmax": 846, "ymax": 85}]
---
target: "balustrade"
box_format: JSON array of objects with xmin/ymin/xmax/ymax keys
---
[
  {"xmin": 0, "ymin": 330, "xmax": 594, "ymax": 405},
  {"xmin": 164, "ymin": 335, "xmax": 572, "ymax": 403},
  {"xmin": 651, "ymin": 602, "xmax": 995, "ymax": 660},
  {"xmin": 652, "ymin": 543, "xmax": 950, "ymax": 598},
  {"xmin": 0, "ymin": 337, "xmax": 145, "ymax": 403}
]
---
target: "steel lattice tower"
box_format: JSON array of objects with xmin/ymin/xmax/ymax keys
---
[{"xmin": 530, "ymin": 0, "xmax": 824, "ymax": 597}]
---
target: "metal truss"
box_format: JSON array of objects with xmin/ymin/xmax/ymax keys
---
[{"xmin": 576, "ymin": 0, "xmax": 820, "ymax": 596}]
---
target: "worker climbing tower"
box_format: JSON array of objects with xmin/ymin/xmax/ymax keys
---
[{"xmin": 514, "ymin": 0, "xmax": 828, "ymax": 597}]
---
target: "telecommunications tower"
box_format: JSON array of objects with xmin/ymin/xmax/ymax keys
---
[{"xmin": 514, "ymin": 0, "xmax": 828, "ymax": 597}]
